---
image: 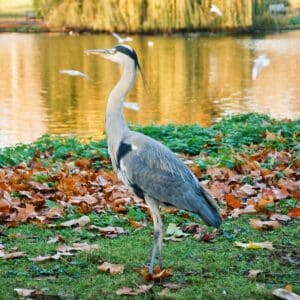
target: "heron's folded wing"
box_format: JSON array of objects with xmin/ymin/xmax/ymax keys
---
[{"xmin": 119, "ymin": 133, "xmax": 209, "ymax": 213}]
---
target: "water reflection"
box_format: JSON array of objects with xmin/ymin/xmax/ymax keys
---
[{"xmin": 0, "ymin": 31, "xmax": 299, "ymax": 147}]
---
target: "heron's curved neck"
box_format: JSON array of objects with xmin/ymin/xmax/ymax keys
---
[{"xmin": 106, "ymin": 60, "xmax": 136, "ymax": 148}]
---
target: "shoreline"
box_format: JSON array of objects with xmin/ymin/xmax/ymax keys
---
[{"xmin": 1, "ymin": 18, "xmax": 300, "ymax": 35}]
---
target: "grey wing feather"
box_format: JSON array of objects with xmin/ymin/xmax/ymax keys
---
[{"xmin": 118, "ymin": 131, "xmax": 219, "ymax": 214}]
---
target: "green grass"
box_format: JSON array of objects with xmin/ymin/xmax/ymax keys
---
[
  {"xmin": 1, "ymin": 113, "xmax": 299, "ymax": 169},
  {"xmin": 0, "ymin": 212, "xmax": 299, "ymax": 299}
]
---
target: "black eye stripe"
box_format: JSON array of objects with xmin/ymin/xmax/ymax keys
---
[{"xmin": 115, "ymin": 45, "xmax": 138, "ymax": 66}]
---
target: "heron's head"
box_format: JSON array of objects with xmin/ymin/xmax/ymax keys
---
[{"xmin": 85, "ymin": 44, "xmax": 139, "ymax": 68}]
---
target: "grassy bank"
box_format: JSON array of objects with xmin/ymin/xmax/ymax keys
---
[
  {"xmin": 0, "ymin": 214, "xmax": 299, "ymax": 299},
  {"xmin": 0, "ymin": 113, "xmax": 299, "ymax": 299}
]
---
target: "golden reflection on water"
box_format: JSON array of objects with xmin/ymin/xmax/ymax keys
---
[{"xmin": 0, "ymin": 31, "xmax": 299, "ymax": 147}]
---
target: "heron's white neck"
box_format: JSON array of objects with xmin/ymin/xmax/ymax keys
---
[{"xmin": 105, "ymin": 60, "xmax": 137, "ymax": 158}]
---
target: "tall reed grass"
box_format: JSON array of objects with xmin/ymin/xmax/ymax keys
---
[{"xmin": 34, "ymin": 0, "xmax": 253, "ymax": 32}]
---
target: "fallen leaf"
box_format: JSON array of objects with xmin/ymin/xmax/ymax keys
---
[
  {"xmin": 249, "ymin": 219, "xmax": 280, "ymax": 230},
  {"xmin": 288, "ymin": 208, "xmax": 300, "ymax": 219},
  {"xmin": 272, "ymin": 288, "xmax": 300, "ymax": 300},
  {"xmin": 30, "ymin": 253, "xmax": 62, "ymax": 262},
  {"xmin": 116, "ymin": 284, "xmax": 153, "ymax": 296},
  {"xmin": 14, "ymin": 288, "xmax": 43, "ymax": 297},
  {"xmin": 45, "ymin": 206, "xmax": 64, "ymax": 219},
  {"xmin": 269, "ymin": 214, "xmax": 291, "ymax": 222},
  {"xmin": 128, "ymin": 219, "xmax": 147, "ymax": 229},
  {"xmin": 164, "ymin": 236, "xmax": 185, "ymax": 242},
  {"xmin": 248, "ymin": 269, "xmax": 262, "ymax": 279},
  {"xmin": 69, "ymin": 195, "xmax": 98, "ymax": 206},
  {"xmin": 285, "ymin": 284, "xmax": 293, "ymax": 292},
  {"xmin": 225, "ymin": 194, "xmax": 243, "ymax": 209},
  {"xmin": 199, "ymin": 231, "xmax": 216, "ymax": 242},
  {"xmin": 13, "ymin": 204, "xmax": 36, "ymax": 222},
  {"xmin": 231, "ymin": 205, "xmax": 257, "ymax": 218},
  {"xmin": 235, "ymin": 241, "xmax": 273, "ymax": 250},
  {"xmin": 239, "ymin": 184, "xmax": 256, "ymax": 196},
  {"xmin": 0, "ymin": 250, "xmax": 26, "ymax": 259},
  {"xmin": 89, "ymin": 225, "xmax": 127, "ymax": 238},
  {"xmin": 162, "ymin": 282, "xmax": 181, "ymax": 289},
  {"xmin": 98, "ymin": 262, "xmax": 124, "ymax": 275},
  {"xmin": 257, "ymin": 198, "xmax": 274, "ymax": 210},
  {"xmin": 136, "ymin": 266, "xmax": 173, "ymax": 282},
  {"xmin": 166, "ymin": 223, "xmax": 189, "ymax": 238},
  {"xmin": 47, "ymin": 235, "xmax": 65, "ymax": 244},
  {"xmin": 0, "ymin": 198, "xmax": 10, "ymax": 214},
  {"xmin": 57, "ymin": 243, "xmax": 99, "ymax": 253},
  {"xmin": 60, "ymin": 215, "xmax": 90, "ymax": 228}
]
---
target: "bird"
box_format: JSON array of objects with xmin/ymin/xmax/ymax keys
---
[
  {"xmin": 59, "ymin": 69, "xmax": 91, "ymax": 80},
  {"xmin": 252, "ymin": 54, "xmax": 270, "ymax": 80},
  {"xmin": 147, "ymin": 41, "xmax": 154, "ymax": 47},
  {"xmin": 85, "ymin": 45, "xmax": 222, "ymax": 274},
  {"xmin": 123, "ymin": 102, "xmax": 140, "ymax": 111},
  {"xmin": 210, "ymin": 4, "xmax": 223, "ymax": 17},
  {"xmin": 112, "ymin": 32, "xmax": 133, "ymax": 44}
]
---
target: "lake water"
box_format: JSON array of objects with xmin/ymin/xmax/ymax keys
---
[{"xmin": 0, "ymin": 31, "xmax": 299, "ymax": 147}]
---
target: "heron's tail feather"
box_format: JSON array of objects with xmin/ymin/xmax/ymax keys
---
[{"xmin": 197, "ymin": 187, "xmax": 222, "ymax": 228}]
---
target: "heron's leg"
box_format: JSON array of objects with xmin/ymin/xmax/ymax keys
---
[{"xmin": 146, "ymin": 197, "xmax": 163, "ymax": 274}]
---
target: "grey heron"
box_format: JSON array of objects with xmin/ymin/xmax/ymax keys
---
[{"xmin": 85, "ymin": 45, "xmax": 222, "ymax": 274}]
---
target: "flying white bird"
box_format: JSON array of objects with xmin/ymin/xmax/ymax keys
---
[
  {"xmin": 123, "ymin": 102, "xmax": 140, "ymax": 111},
  {"xmin": 210, "ymin": 4, "xmax": 223, "ymax": 17},
  {"xmin": 252, "ymin": 54, "xmax": 270, "ymax": 80},
  {"xmin": 59, "ymin": 69, "xmax": 92, "ymax": 80},
  {"xmin": 112, "ymin": 32, "xmax": 133, "ymax": 44},
  {"xmin": 147, "ymin": 41, "xmax": 154, "ymax": 47}
]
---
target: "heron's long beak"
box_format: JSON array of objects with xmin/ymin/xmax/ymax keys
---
[{"xmin": 84, "ymin": 48, "xmax": 115, "ymax": 57}]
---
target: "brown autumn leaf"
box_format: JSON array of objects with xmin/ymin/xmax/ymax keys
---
[
  {"xmin": 89, "ymin": 225, "xmax": 127, "ymax": 238},
  {"xmin": 57, "ymin": 243, "xmax": 99, "ymax": 253},
  {"xmin": 74, "ymin": 158, "xmax": 92, "ymax": 169},
  {"xmin": 230, "ymin": 205, "xmax": 257, "ymax": 218},
  {"xmin": 69, "ymin": 195, "xmax": 98, "ymax": 206},
  {"xmin": 136, "ymin": 266, "xmax": 173, "ymax": 282},
  {"xmin": 199, "ymin": 231, "xmax": 216, "ymax": 242},
  {"xmin": 0, "ymin": 250, "xmax": 26, "ymax": 260},
  {"xmin": 14, "ymin": 288, "xmax": 43, "ymax": 298},
  {"xmin": 98, "ymin": 262, "xmax": 124, "ymax": 275},
  {"xmin": 239, "ymin": 184, "xmax": 256, "ymax": 196},
  {"xmin": 60, "ymin": 215, "xmax": 90, "ymax": 228},
  {"xmin": 248, "ymin": 269, "xmax": 262, "ymax": 279},
  {"xmin": 257, "ymin": 198, "xmax": 274, "ymax": 210},
  {"xmin": 45, "ymin": 206, "xmax": 65, "ymax": 219},
  {"xmin": 288, "ymin": 208, "xmax": 300, "ymax": 219},
  {"xmin": 116, "ymin": 284, "xmax": 153, "ymax": 296},
  {"xmin": 225, "ymin": 194, "xmax": 243, "ymax": 209},
  {"xmin": 249, "ymin": 219, "xmax": 281, "ymax": 230},
  {"xmin": 128, "ymin": 219, "xmax": 147, "ymax": 229},
  {"xmin": 13, "ymin": 204, "xmax": 36, "ymax": 222},
  {"xmin": 184, "ymin": 161, "xmax": 202, "ymax": 178},
  {"xmin": 0, "ymin": 198, "xmax": 11, "ymax": 215}
]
